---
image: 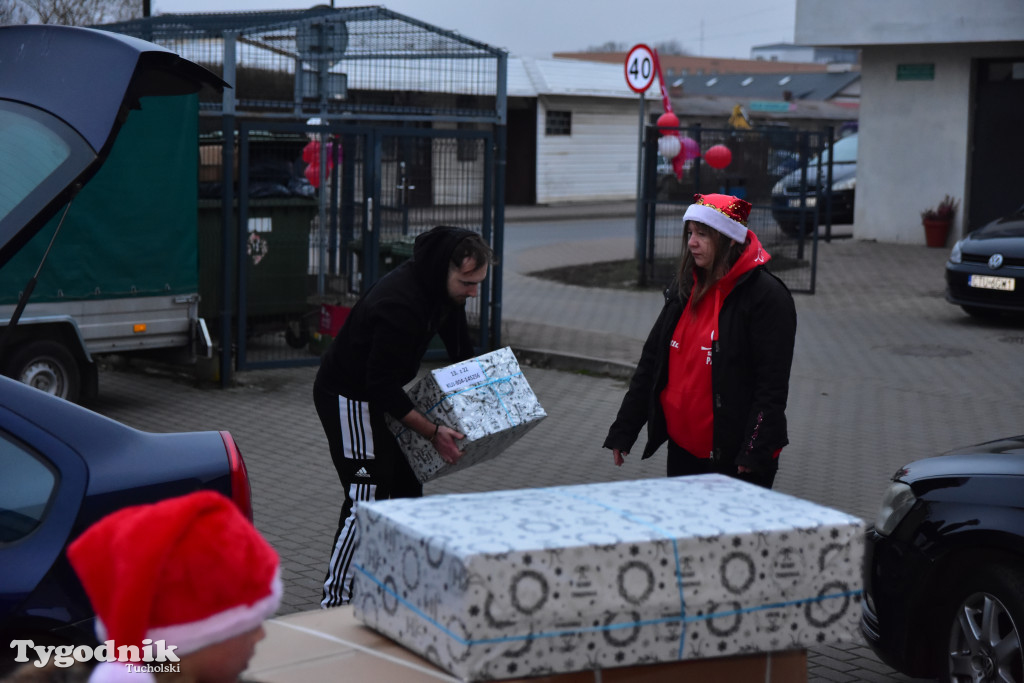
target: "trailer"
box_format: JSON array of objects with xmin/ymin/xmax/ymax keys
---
[{"xmin": 0, "ymin": 93, "xmax": 209, "ymax": 404}]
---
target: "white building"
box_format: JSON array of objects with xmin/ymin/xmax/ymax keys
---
[
  {"xmin": 795, "ymin": 0, "xmax": 1024, "ymax": 243},
  {"xmin": 505, "ymin": 57, "xmax": 660, "ymax": 205}
]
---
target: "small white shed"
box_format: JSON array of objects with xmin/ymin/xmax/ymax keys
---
[{"xmin": 506, "ymin": 57, "xmax": 660, "ymax": 205}]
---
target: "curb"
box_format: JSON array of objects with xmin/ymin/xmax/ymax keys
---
[
  {"xmin": 511, "ymin": 346, "xmax": 636, "ymax": 381},
  {"xmin": 503, "ymin": 202, "xmax": 638, "ymax": 224}
]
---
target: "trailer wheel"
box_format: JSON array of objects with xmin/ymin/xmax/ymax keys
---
[
  {"xmin": 285, "ymin": 320, "xmax": 310, "ymax": 349},
  {"xmin": 5, "ymin": 340, "xmax": 81, "ymax": 403}
]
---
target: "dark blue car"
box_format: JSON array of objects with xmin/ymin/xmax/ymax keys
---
[
  {"xmin": 770, "ymin": 133, "xmax": 857, "ymax": 237},
  {"xmin": 0, "ymin": 24, "xmax": 246, "ymax": 671},
  {"xmin": 861, "ymin": 437, "xmax": 1024, "ymax": 681},
  {"xmin": 0, "ymin": 374, "xmax": 252, "ymax": 649},
  {"xmin": 945, "ymin": 203, "xmax": 1024, "ymax": 319}
]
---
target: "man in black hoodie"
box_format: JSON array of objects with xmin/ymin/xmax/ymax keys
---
[{"xmin": 313, "ymin": 225, "xmax": 493, "ymax": 607}]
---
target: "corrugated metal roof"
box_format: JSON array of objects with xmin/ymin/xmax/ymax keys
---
[
  {"xmin": 508, "ymin": 57, "xmax": 660, "ymax": 99},
  {"xmin": 673, "ymin": 71, "xmax": 860, "ymax": 101},
  {"xmin": 554, "ymin": 52, "xmax": 834, "ymax": 75},
  {"xmin": 672, "ymin": 95, "xmax": 857, "ymax": 121}
]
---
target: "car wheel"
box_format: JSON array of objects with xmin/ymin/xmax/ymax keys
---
[
  {"xmin": 937, "ymin": 564, "xmax": 1024, "ymax": 683},
  {"xmin": 4, "ymin": 340, "xmax": 81, "ymax": 403}
]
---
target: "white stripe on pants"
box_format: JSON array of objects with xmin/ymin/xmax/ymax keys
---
[{"xmin": 321, "ymin": 397, "xmax": 377, "ymax": 607}]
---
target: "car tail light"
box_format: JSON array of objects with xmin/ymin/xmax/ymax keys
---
[{"xmin": 220, "ymin": 430, "xmax": 253, "ymax": 522}]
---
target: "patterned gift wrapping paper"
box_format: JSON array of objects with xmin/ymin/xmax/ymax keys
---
[
  {"xmin": 386, "ymin": 347, "xmax": 547, "ymax": 483},
  {"xmin": 351, "ymin": 474, "xmax": 865, "ymax": 682}
]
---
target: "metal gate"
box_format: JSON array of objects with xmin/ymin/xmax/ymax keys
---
[
  {"xmin": 221, "ymin": 120, "xmax": 498, "ymax": 371},
  {"xmin": 639, "ymin": 124, "xmax": 841, "ymax": 295}
]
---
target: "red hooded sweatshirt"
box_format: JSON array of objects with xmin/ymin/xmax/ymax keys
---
[{"xmin": 660, "ymin": 230, "xmax": 771, "ymax": 459}]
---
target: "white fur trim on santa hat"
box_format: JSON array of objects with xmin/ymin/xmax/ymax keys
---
[
  {"xmin": 96, "ymin": 569, "xmax": 283, "ymax": 657},
  {"xmin": 683, "ymin": 202, "xmax": 748, "ymax": 242}
]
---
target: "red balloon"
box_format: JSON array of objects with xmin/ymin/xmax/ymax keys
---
[
  {"xmin": 656, "ymin": 112, "xmax": 679, "ymax": 134},
  {"xmin": 302, "ymin": 141, "xmax": 320, "ymax": 164},
  {"xmin": 704, "ymin": 144, "xmax": 732, "ymax": 169},
  {"xmin": 304, "ymin": 163, "xmax": 321, "ymax": 188}
]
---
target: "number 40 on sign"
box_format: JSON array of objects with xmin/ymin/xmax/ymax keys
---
[{"xmin": 624, "ymin": 44, "xmax": 655, "ymax": 93}]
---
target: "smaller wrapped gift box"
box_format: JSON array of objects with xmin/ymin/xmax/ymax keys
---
[
  {"xmin": 386, "ymin": 346, "xmax": 546, "ymax": 483},
  {"xmin": 351, "ymin": 475, "xmax": 865, "ymax": 681}
]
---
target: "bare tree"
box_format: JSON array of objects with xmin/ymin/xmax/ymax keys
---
[
  {"xmin": 1, "ymin": 2, "xmax": 29, "ymax": 24},
  {"xmin": 653, "ymin": 40, "xmax": 690, "ymax": 56},
  {"xmin": 11, "ymin": 0, "xmax": 141, "ymax": 26},
  {"xmin": 582, "ymin": 39, "xmax": 691, "ymax": 56},
  {"xmin": 584, "ymin": 41, "xmax": 630, "ymax": 53}
]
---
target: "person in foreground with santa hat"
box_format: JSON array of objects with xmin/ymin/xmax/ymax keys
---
[
  {"xmin": 603, "ymin": 193, "xmax": 797, "ymax": 489},
  {"xmin": 4, "ymin": 491, "xmax": 281, "ymax": 682}
]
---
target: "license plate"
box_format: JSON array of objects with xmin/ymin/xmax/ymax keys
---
[
  {"xmin": 969, "ymin": 274, "xmax": 1015, "ymax": 291},
  {"xmin": 788, "ymin": 197, "xmax": 816, "ymax": 208}
]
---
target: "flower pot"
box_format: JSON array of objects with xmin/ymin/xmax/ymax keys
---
[{"xmin": 923, "ymin": 218, "xmax": 950, "ymax": 248}]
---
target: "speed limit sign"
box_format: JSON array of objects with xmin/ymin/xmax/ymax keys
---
[{"xmin": 624, "ymin": 44, "xmax": 655, "ymax": 93}]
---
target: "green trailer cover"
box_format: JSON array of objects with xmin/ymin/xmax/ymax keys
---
[{"xmin": 0, "ymin": 94, "xmax": 199, "ymax": 304}]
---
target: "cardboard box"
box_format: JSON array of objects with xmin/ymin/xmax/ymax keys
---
[
  {"xmin": 351, "ymin": 475, "xmax": 864, "ymax": 681},
  {"xmin": 245, "ymin": 605, "xmax": 807, "ymax": 682},
  {"xmin": 386, "ymin": 347, "xmax": 547, "ymax": 483}
]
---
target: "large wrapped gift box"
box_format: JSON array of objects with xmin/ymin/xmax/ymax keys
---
[
  {"xmin": 351, "ymin": 474, "xmax": 864, "ymax": 682},
  {"xmin": 386, "ymin": 346, "xmax": 546, "ymax": 483}
]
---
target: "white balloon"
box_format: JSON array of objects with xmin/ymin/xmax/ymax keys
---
[{"xmin": 658, "ymin": 135, "xmax": 682, "ymax": 159}]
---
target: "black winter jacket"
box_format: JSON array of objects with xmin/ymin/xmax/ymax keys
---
[
  {"xmin": 603, "ymin": 265, "xmax": 796, "ymax": 474},
  {"xmin": 314, "ymin": 226, "xmax": 477, "ymax": 420}
]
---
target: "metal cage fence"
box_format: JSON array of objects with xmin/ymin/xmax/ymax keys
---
[{"xmin": 98, "ymin": 7, "xmax": 507, "ymax": 123}]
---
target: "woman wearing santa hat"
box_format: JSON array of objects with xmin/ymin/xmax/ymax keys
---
[{"xmin": 603, "ymin": 193, "xmax": 796, "ymax": 489}]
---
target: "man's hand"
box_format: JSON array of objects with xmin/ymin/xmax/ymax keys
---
[
  {"xmin": 399, "ymin": 409, "xmax": 464, "ymax": 464},
  {"xmin": 612, "ymin": 448, "xmax": 628, "ymax": 467},
  {"xmin": 432, "ymin": 425, "xmax": 465, "ymax": 464}
]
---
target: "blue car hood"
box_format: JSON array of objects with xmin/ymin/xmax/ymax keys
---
[{"xmin": 897, "ymin": 435, "xmax": 1024, "ymax": 482}]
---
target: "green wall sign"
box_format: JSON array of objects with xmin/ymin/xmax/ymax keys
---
[
  {"xmin": 897, "ymin": 63, "xmax": 935, "ymax": 81},
  {"xmin": 750, "ymin": 101, "xmax": 792, "ymax": 112}
]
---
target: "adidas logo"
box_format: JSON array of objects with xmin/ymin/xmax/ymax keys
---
[{"xmin": 354, "ymin": 467, "xmax": 371, "ymax": 478}]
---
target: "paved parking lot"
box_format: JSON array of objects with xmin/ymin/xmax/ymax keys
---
[{"xmin": 90, "ymin": 217, "xmax": 1024, "ymax": 682}]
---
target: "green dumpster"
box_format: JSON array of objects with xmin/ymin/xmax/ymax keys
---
[
  {"xmin": 347, "ymin": 235, "xmax": 416, "ymax": 290},
  {"xmin": 198, "ymin": 197, "xmax": 319, "ymax": 340}
]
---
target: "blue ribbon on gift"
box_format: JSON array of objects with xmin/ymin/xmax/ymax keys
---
[
  {"xmin": 424, "ymin": 372, "xmax": 524, "ymax": 427},
  {"xmin": 392, "ymin": 356, "xmax": 527, "ymax": 440},
  {"xmin": 352, "ymin": 561, "xmax": 861, "ymax": 650}
]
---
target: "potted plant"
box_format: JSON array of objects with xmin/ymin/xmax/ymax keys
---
[{"xmin": 921, "ymin": 195, "xmax": 959, "ymax": 248}]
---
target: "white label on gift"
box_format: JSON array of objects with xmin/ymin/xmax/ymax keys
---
[{"xmin": 433, "ymin": 360, "xmax": 487, "ymax": 393}]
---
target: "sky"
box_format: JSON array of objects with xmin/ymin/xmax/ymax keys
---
[{"xmin": 150, "ymin": 0, "xmax": 798, "ymax": 60}]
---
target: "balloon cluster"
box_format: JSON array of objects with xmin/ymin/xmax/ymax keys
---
[
  {"xmin": 655, "ymin": 112, "xmax": 732, "ymax": 170},
  {"xmin": 302, "ymin": 140, "xmax": 340, "ymax": 188}
]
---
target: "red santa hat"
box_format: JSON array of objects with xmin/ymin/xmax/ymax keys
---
[
  {"xmin": 682, "ymin": 193, "xmax": 752, "ymax": 243},
  {"xmin": 67, "ymin": 490, "xmax": 281, "ymax": 683}
]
